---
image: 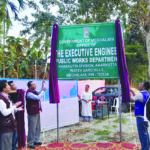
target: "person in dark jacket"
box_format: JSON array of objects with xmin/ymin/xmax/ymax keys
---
[
  {"xmin": 26, "ymin": 80, "xmax": 46, "ymax": 149},
  {"xmin": 8, "ymin": 81, "xmax": 18, "ymax": 150},
  {"xmin": 0, "ymin": 80, "xmax": 23, "ymax": 150}
]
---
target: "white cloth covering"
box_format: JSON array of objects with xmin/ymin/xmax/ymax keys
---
[{"xmin": 81, "ymin": 91, "xmax": 92, "ymax": 117}]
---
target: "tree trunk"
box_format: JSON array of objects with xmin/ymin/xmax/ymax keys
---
[
  {"xmin": 35, "ymin": 60, "xmax": 37, "ymax": 79},
  {"xmin": 146, "ymin": 32, "xmax": 150, "ymax": 79},
  {"xmin": 3, "ymin": 64, "xmax": 5, "ymax": 78},
  {"xmin": 17, "ymin": 64, "xmax": 20, "ymax": 79},
  {"xmin": 3, "ymin": 20, "xmax": 5, "ymax": 78}
]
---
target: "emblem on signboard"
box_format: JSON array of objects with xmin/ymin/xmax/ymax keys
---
[{"xmin": 84, "ymin": 27, "xmax": 89, "ymax": 38}]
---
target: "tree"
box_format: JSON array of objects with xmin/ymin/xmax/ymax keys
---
[
  {"xmin": 58, "ymin": 0, "xmax": 149, "ymax": 82},
  {"xmin": 26, "ymin": 48, "xmax": 46, "ymax": 79},
  {"xmin": 0, "ymin": 0, "xmax": 25, "ymax": 77},
  {"xmin": 0, "ymin": 0, "xmax": 25, "ymax": 33},
  {"xmin": 0, "ymin": 36, "xmax": 47, "ymax": 79},
  {"xmin": 128, "ymin": 0, "xmax": 150, "ymax": 78},
  {"xmin": 56, "ymin": 0, "xmax": 131, "ymax": 24},
  {"xmin": 5, "ymin": 36, "xmax": 30, "ymax": 78},
  {"xmin": 15, "ymin": 0, "xmax": 149, "ymax": 82},
  {"xmin": 125, "ymin": 44, "xmax": 148, "ymax": 83},
  {"xmin": 21, "ymin": 1, "xmax": 64, "ymax": 79}
]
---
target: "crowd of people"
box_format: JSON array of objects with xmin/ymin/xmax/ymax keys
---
[{"xmin": 0, "ymin": 80, "xmax": 150, "ymax": 150}]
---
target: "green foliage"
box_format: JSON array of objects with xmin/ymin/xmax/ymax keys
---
[
  {"xmin": 103, "ymin": 117, "xmax": 110, "ymax": 121},
  {"xmin": 113, "ymin": 118, "xmax": 126, "ymax": 124},
  {"xmin": 125, "ymin": 44, "xmax": 148, "ymax": 82},
  {"xmin": 83, "ymin": 140, "xmax": 96, "ymax": 143},
  {"xmin": 98, "ymin": 136, "xmax": 109, "ymax": 141},
  {"xmin": 94, "ymin": 130, "xmax": 110, "ymax": 136},
  {"xmin": 0, "ymin": 36, "xmax": 47, "ymax": 79},
  {"xmin": 21, "ymin": 1, "xmax": 64, "ymax": 62},
  {"xmin": 112, "ymin": 125, "xmax": 117, "ymax": 128},
  {"xmin": 129, "ymin": 0, "xmax": 150, "ymax": 33},
  {"xmin": 0, "ymin": 0, "xmax": 149, "ymax": 81},
  {"xmin": 104, "ymin": 126, "xmax": 110, "ymax": 129},
  {"xmin": 126, "ymin": 0, "xmax": 150, "ymax": 78},
  {"xmin": 57, "ymin": 0, "xmax": 130, "ymax": 24},
  {"xmin": 0, "ymin": 0, "xmax": 25, "ymax": 33},
  {"xmin": 94, "ymin": 120, "xmax": 103, "ymax": 124}
]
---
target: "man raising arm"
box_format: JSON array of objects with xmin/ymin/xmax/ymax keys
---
[{"xmin": 26, "ymin": 80, "xmax": 46, "ymax": 149}]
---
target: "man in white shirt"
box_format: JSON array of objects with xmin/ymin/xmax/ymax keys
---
[
  {"xmin": 81, "ymin": 85, "xmax": 92, "ymax": 122},
  {"xmin": 0, "ymin": 80, "xmax": 23, "ymax": 150},
  {"xmin": 26, "ymin": 81, "xmax": 46, "ymax": 149}
]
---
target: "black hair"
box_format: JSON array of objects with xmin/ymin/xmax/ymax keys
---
[
  {"xmin": 8, "ymin": 81, "xmax": 13, "ymax": 86},
  {"xmin": 143, "ymin": 81, "xmax": 150, "ymax": 90},
  {"xmin": 85, "ymin": 84, "xmax": 90, "ymax": 88},
  {"xmin": 27, "ymin": 81, "xmax": 33, "ymax": 88},
  {"xmin": 0, "ymin": 80, "xmax": 7, "ymax": 92}
]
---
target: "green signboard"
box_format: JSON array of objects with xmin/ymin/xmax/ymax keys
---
[{"xmin": 56, "ymin": 23, "xmax": 121, "ymax": 80}]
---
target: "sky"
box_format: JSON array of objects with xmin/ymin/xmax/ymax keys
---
[
  {"xmin": 7, "ymin": 1, "xmax": 59, "ymax": 64},
  {"xmin": 8, "ymin": 1, "xmax": 59, "ymax": 37}
]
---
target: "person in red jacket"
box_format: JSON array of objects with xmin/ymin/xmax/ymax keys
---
[{"xmin": 26, "ymin": 80, "xmax": 46, "ymax": 149}]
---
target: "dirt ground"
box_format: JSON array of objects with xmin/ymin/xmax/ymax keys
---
[
  {"xmin": 40, "ymin": 112, "xmax": 144, "ymax": 146},
  {"xmin": 40, "ymin": 87, "xmax": 141, "ymax": 145}
]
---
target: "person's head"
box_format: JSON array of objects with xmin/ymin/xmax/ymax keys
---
[
  {"xmin": 138, "ymin": 81, "xmax": 150, "ymax": 91},
  {"xmin": 27, "ymin": 81, "xmax": 36, "ymax": 90},
  {"xmin": 85, "ymin": 84, "xmax": 90, "ymax": 92},
  {"xmin": 0, "ymin": 80, "xmax": 11, "ymax": 94},
  {"xmin": 8, "ymin": 81, "xmax": 17, "ymax": 90}
]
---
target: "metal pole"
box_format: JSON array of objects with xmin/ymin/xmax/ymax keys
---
[
  {"xmin": 118, "ymin": 79, "xmax": 122, "ymax": 142},
  {"xmin": 57, "ymin": 103, "xmax": 59, "ymax": 143}
]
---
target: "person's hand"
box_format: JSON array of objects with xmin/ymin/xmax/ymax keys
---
[
  {"xmin": 130, "ymin": 89, "xmax": 135, "ymax": 96},
  {"xmin": 42, "ymin": 80, "xmax": 45, "ymax": 85},
  {"xmin": 42, "ymin": 87, "xmax": 46, "ymax": 91},
  {"xmin": 8, "ymin": 90, "xmax": 17, "ymax": 93},
  {"xmin": 17, "ymin": 106, "xmax": 24, "ymax": 111},
  {"xmin": 78, "ymin": 95, "xmax": 81, "ymax": 100},
  {"xmin": 87, "ymin": 100, "xmax": 91, "ymax": 103},
  {"xmin": 15, "ymin": 101, "xmax": 22, "ymax": 108}
]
